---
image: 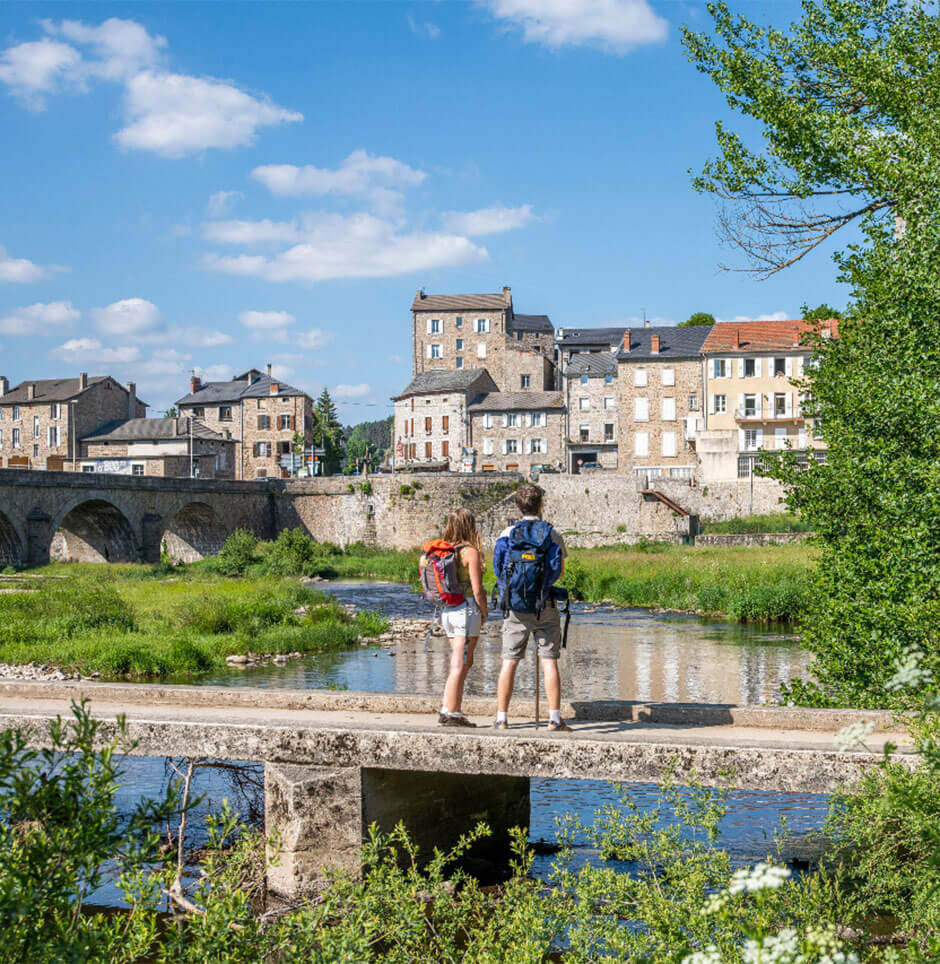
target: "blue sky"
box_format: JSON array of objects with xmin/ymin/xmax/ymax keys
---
[{"xmin": 0, "ymin": 0, "xmax": 849, "ymax": 421}]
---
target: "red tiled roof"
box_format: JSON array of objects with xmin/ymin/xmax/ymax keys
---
[{"xmin": 702, "ymin": 319, "xmax": 838, "ymax": 353}]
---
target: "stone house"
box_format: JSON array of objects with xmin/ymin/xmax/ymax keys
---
[
  {"xmin": 699, "ymin": 320, "xmax": 833, "ymax": 481},
  {"xmin": 467, "ymin": 391, "xmax": 566, "ymax": 474},
  {"xmin": 0, "ymin": 373, "xmax": 145, "ymax": 470},
  {"xmin": 79, "ymin": 417, "xmax": 236, "ymax": 479},
  {"xmin": 176, "ymin": 367, "xmax": 314, "ymax": 479},
  {"xmin": 555, "ymin": 326, "xmax": 627, "ymax": 381},
  {"xmin": 410, "ymin": 288, "xmax": 556, "ymax": 391},
  {"xmin": 392, "ymin": 369, "xmax": 498, "ymax": 471},
  {"xmin": 564, "ymin": 353, "xmax": 620, "ymax": 471},
  {"xmin": 616, "ymin": 327, "xmax": 711, "ymax": 483}
]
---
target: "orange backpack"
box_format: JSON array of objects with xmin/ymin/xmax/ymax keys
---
[{"xmin": 420, "ymin": 540, "xmax": 465, "ymax": 607}]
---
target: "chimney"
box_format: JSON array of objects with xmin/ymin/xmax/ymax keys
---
[
  {"xmin": 734, "ymin": 328, "xmax": 741, "ymax": 348},
  {"xmin": 269, "ymin": 382, "xmax": 280, "ymax": 395},
  {"xmin": 266, "ymin": 363, "xmax": 273, "ymax": 377},
  {"xmin": 503, "ymin": 285, "xmax": 512, "ymax": 307},
  {"xmin": 0, "ymin": 376, "xmax": 7, "ymax": 397},
  {"xmin": 126, "ymin": 382, "xmax": 137, "ymax": 419},
  {"xmin": 622, "ymin": 331, "xmax": 631, "ymax": 352},
  {"xmin": 417, "ymin": 288, "xmax": 426, "ymax": 301},
  {"xmin": 190, "ymin": 374, "xmax": 202, "ymax": 395},
  {"xmin": 79, "ymin": 372, "xmax": 88, "ymax": 391},
  {"xmin": 650, "ymin": 333, "xmax": 660, "ymax": 354},
  {"xmin": 27, "ymin": 383, "xmax": 36, "ymax": 400}
]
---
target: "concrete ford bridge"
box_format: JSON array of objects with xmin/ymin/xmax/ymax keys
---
[{"xmin": 0, "ymin": 680, "xmax": 912, "ymax": 897}]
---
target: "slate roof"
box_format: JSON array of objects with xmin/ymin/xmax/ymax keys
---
[
  {"xmin": 392, "ymin": 368, "xmax": 498, "ymax": 400},
  {"xmin": 468, "ymin": 391, "xmax": 565, "ymax": 412},
  {"xmin": 82, "ymin": 417, "xmax": 229, "ymax": 443},
  {"xmin": 556, "ymin": 327, "xmax": 628, "ymax": 349},
  {"xmin": 566, "ymin": 352, "xmax": 617, "ymax": 377},
  {"xmin": 511, "ymin": 313, "xmax": 554, "ymax": 333},
  {"xmin": 176, "ymin": 370, "xmax": 307, "ymax": 406},
  {"xmin": 1, "ymin": 375, "xmax": 109, "ymax": 403},
  {"xmin": 617, "ymin": 325, "xmax": 712, "ymax": 361},
  {"xmin": 411, "ymin": 293, "xmax": 508, "ymax": 312},
  {"xmin": 702, "ymin": 319, "xmax": 838, "ymax": 353}
]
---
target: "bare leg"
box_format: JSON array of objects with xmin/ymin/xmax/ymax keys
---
[
  {"xmin": 541, "ymin": 657, "xmax": 561, "ymax": 712},
  {"xmin": 442, "ymin": 636, "xmax": 467, "ymax": 713},
  {"xmin": 452, "ymin": 637, "xmax": 477, "ymax": 714},
  {"xmin": 497, "ymin": 659, "xmax": 519, "ymax": 714}
]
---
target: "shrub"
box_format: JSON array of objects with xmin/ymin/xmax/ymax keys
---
[
  {"xmin": 264, "ymin": 528, "xmax": 318, "ymax": 576},
  {"xmin": 212, "ymin": 529, "xmax": 259, "ymax": 576},
  {"xmin": 616, "ymin": 523, "xmax": 627, "ymax": 534},
  {"xmin": 399, "ymin": 484, "xmax": 413, "ymax": 496},
  {"xmin": 359, "ymin": 481, "xmax": 373, "ymax": 496}
]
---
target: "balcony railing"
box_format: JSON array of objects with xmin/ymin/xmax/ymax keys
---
[{"xmin": 734, "ymin": 407, "xmax": 800, "ymax": 421}]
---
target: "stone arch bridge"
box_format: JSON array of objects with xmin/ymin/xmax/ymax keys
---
[{"xmin": 0, "ymin": 468, "xmax": 279, "ymax": 566}]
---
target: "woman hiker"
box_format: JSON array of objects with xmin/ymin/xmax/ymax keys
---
[{"xmin": 420, "ymin": 507, "xmax": 488, "ymax": 727}]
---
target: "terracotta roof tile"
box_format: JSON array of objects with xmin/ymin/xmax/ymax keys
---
[{"xmin": 703, "ymin": 319, "xmax": 838, "ymax": 353}]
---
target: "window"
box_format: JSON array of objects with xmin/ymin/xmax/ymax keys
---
[
  {"xmin": 219, "ymin": 406, "xmax": 232, "ymax": 421},
  {"xmin": 456, "ymin": 339, "xmax": 463, "ymax": 350},
  {"xmin": 282, "ymin": 396, "xmax": 289, "ymax": 404},
  {"xmin": 456, "ymin": 316, "xmax": 463, "ymax": 328},
  {"xmin": 257, "ymin": 415, "xmax": 270, "ymax": 429},
  {"xmin": 520, "ymin": 374, "xmax": 530, "ymax": 388},
  {"xmin": 441, "ymin": 440, "xmax": 450, "ymax": 458},
  {"xmin": 604, "ymin": 396, "xmax": 615, "ymax": 410},
  {"xmin": 713, "ymin": 394, "xmax": 727, "ymax": 414},
  {"xmin": 132, "ymin": 464, "xmax": 145, "ymax": 476},
  {"xmin": 47, "ymin": 426, "xmax": 59, "ymax": 447},
  {"xmin": 504, "ymin": 413, "xmax": 518, "ymax": 428},
  {"xmin": 475, "ymin": 318, "xmax": 490, "ymax": 333},
  {"xmin": 775, "ymin": 428, "xmax": 787, "ymax": 450},
  {"xmin": 743, "ymin": 393, "xmax": 758, "ymax": 417},
  {"xmin": 743, "ymin": 429, "xmax": 761, "ymax": 451},
  {"xmin": 580, "ymin": 374, "xmax": 588, "ymax": 385},
  {"xmin": 277, "ymin": 440, "xmax": 292, "ymax": 455},
  {"xmin": 604, "ymin": 423, "xmax": 614, "ymax": 442},
  {"xmin": 430, "ymin": 344, "xmax": 442, "ymax": 359},
  {"xmin": 634, "ymin": 432, "xmax": 649, "ymax": 456},
  {"xmin": 634, "ymin": 397, "xmax": 649, "ymax": 421},
  {"xmin": 774, "ymin": 393, "xmax": 788, "ymax": 417},
  {"xmin": 604, "ymin": 373, "xmax": 613, "ymax": 384},
  {"xmin": 662, "ymin": 432, "xmax": 677, "ymax": 457},
  {"xmin": 798, "ymin": 427, "xmax": 807, "ymax": 448},
  {"xmin": 774, "ymin": 357, "xmax": 787, "ymax": 376},
  {"xmin": 483, "ymin": 413, "xmax": 493, "ymax": 429},
  {"xmin": 279, "ymin": 414, "xmax": 292, "ymax": 430},
  {"xmin": 662, "ymin": 397, "xmax": 676, "ymax": 421},
  {"xmin": 483, "ymin": 438, "xmax": 494, "ymax": 455},
  {"xmin": 743, "ymin": 358, "xmax": 757, "ymax": 377},
  {"xmin": 256, "ymin": 398, "xmax": 264, "ymax": 409},
  {"xmin": 529, "ymin": 412, "xmax": 544, "ymax": 427},
  {"xmin": 12, "ymin": 406, "xmax": 20, "ymax": 421},
  {"xmin": 430, "ymin": 318, "xmax": 441, "ymax": 334},
  {"xmin": 256, "ymin": 468, "xmax": 268, "ymax": 478},
  {"xmin": 579, "ymin": 424, "xmax": 590, "ymax": 442},
  {"xmin": 579, "ymin": 397, "xmax": 590, "ymax": 410},
  {"xmin": 253, "ymin": 441, "xmax": 272, "ymax": 457},
  {"xmin": 516, "ymin": 331, "xmax": 524, "ymax": 341},
  {"xmin": 505, "ymin": 439, "xmax": 518, "ymax": 454},
  {"xmin": 0, "ymin": 409, "xmax": 3, "ymax": 421},
  {"xmin": 33, "ymin": 444, "xmax": 39, "ymax": 458},
  {"xmin": 455, "ymin": 357, "xmax": 464, "ymax": 369},
  {"xmin": 634, "ymin": 369, "xmax": 647, "ymax": 387},
  {"xmin": 193, "ymin": 407, "xmax": 205, "ymax": 418},
  {"xmin": 425, "ymin": 442, "xmax": 432, "ymax": 459},
  {"xmin": 688, "ymin": 395, "xmax": 699, "ymax": 410},
  {"xmin": 12, "ymin": 428, "xmax": 20, "ymax": 448},
  {"xmin": 50, "ymin": 403, "xmax": 60, "ymax": 419},
  {"xmin": 712, "ymin": 359, "xmax": 728, "ymax": 378},
  {"xmin": 82, "ymin": 464, "xmax": 95, "ymax": 473},
  {"xmin": 662, "ymin": 368, "xmax": 675, "ymax": 386},
  {"xmin": 477, "ymin": 343, "xmax": 486, "ymax": 359},
  {"xmin": 33, "ymin": 416, "xmax": 40, "ymax": 438},
  {"xmin": 530, "ymin": 438, "xmax": 543, "ymax": 454},
  {"xmin": 442, "ymin": 415, "xmax": 449, "ymax": 432},
  {"xmin": 424, "ymin": 417, "xmax": 432, "ymax": 434}
]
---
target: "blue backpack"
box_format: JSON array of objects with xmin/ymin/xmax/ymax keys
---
[{"xmin": 496, "ymin": 519, "xmax": 563, "ymax": 615}]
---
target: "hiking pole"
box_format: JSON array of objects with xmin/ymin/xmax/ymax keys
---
[{"xmin": 534, "ymin": 643, "xmax": 540, "ymax": 730}]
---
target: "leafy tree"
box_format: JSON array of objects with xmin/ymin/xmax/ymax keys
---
[
  {"xmin": 312, "ymin": 389, "xmax": 344, "ymax": 473},
  {"xmin": 685, "ymin": 0, "xmax": 940, "ymax": 706},
  {"xmin": 801, "ymin": 303, "xmax": 842, "ymax": 322},
  {"xmin": 679, "ymin": 311, "xmax": 715, "ymax": 327}
]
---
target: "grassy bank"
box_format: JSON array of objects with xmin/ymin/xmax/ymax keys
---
[
  {"xmin": 0, "ymin": 565, "xmax": 387, "ymax": 679},
  {"xmin": 559, "ymin": 543, "xmax": 814, "ymax": 622},
  {"xmin": 700, "ymin": 512, "xmax": 813, "ymax": 534}
]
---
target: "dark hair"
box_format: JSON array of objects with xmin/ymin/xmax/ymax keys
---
[{"xmin": 514, "ymin": 483, "xmax": 544, "ymax": 517}]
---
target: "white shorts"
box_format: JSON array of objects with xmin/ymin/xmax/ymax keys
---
[{"xmin": 440, "ymin": 599, "xmax": 482, "ymax": 639}]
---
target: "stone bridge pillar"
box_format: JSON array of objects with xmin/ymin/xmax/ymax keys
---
[
  {"xmin": 264, "ymin": 763, "xmax": 530, "ymax": 898},
  {"xmin": 141, "ymin": 513, "xmax": 163, "ymax": 564},
  {"xmin": 25, "ymin": 509, "xmax": 52, "ymax": 567}
]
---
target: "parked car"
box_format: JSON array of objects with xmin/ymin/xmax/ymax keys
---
[
  {"xmin": 579, "ymin": 461, "xmax": 601, "ymax": 471},
  {"xmin": 529, "ymin": 463, "xmax": 559, "ymax": 480}
]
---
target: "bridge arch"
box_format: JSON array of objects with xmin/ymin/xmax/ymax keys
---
[
  {"xmin": 50, "ymin": 499, "xmax": 139, "ymax": 563},
  {"xmin": 162, "ymin": 501, "xmax": 228, "ymax": 563},
  {"xmin": 0, "ymin": 510, "xmax": 24, "ymax": 568}
]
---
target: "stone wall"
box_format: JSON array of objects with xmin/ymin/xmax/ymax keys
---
[
  {"xmin": 695, "ymin": 531, "xmax": 812, "ymax": 547},
  {"xmin": 649, "ymin": 476, "xmax": 791, "ymax": 520}
]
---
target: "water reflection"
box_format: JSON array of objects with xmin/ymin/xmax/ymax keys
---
[{"xmin": 197, "ymin": 582, "xmax": 812, "ymax": 705}]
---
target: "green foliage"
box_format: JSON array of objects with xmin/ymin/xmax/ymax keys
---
[
  {"xmin": 314, "ymin": 388, "xmax": 344, "ymax": 474},
  {"xmin": 802, "ymin": 303, "xmax": 843, "ymax": 322},
  {"xmin": 702, "ymin": 513, "xmax": 812, "ymax": 534},
  {"xmin": 399, "ymin": 483, "xmax": 413, "ymax": 496},
  {"xmin": 680, "ymin": 311, "xmax": 715, "ymax": 327},
  {"xmin": 359, "ymin": 480, "xmax": 373, "ymax": 495},
  {"xmin": 210, "ymin": 528, "xmax": 259, "ymax": 576},
  {"xmin": 263, "ymin": 527, "xmax": 319, "ymax": 577}
]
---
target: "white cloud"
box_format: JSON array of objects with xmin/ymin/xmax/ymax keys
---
[
  {"xmin": 408, "ymin": 15, "xmax": 441, "ymax": 39},
  {"xmin": 0, "ymin": 247, "xmax": 55, "ymax": 283},
  {"xmin": 251, "ymin": 150, "xmax": 426, "ymax": 213},
  {"xmin": 174, "ymin": 327, "xmax": 233, "ymax": 347},
  {"xmin": 137, "ymin": 348, "xmax": 192, "ymax": 375},
  {"xmin": 296, "ymin": 328, "xmax": 333, "ymax": 350},
  {"xmin": 484, "ymin": 0, "xmax": 668, "ymax": 52},
  {"xmin": 333, "ymin": 382, "xmax": 371, "ymax": 398},
  {"xmin": 51, "ymin": 337, "xmax": 140, "ymax": 364},
  {"xmin": 239, "ymin": 309, "xmax": 295, "ymax": 330},
  {"xmin": 207, "ymin": 190, "xmax": 244, "ymax": 217},
  {"xmin": 0, "ymin": 19, "xmax": 301, "ymax": 156},
  {"xmin": 0, "ymin": 301, "xmax": 80, "ymax": 335},
  {"xmin": 195, "ymin": 363, "xmax": 234, "ymax": 382},
  {"xmin": 441, "ymin": 204, "xmax": 535, "ymax": 236},
  {"xmin": 203, "ymin": 218, "xmax": 302, "ymax": 245},
  {"xmin": 204, "ymin": 212, "xmax": 487, "ymax": 283},
  {"xmin": 91, "ymin": 297, "xmax": 165, "ymax": 336},
  {"xmin": 269, "ymin": 361, "xmax": 295, "ymax": 380},
  {"xmin": 716, "ymin": 311, "xmax": 791, "ymax": 323}
]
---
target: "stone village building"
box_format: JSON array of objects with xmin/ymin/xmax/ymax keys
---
[
  {"xmin": 0, "ymin": 374, "xmax": 146, "ymax": 470},
  {"xmin": 79, "ymin": 416, "xmax": 236, "ymax": 479},
  {"xmin": 467, "ymin": 391, "xmax": 565, "ymax": 474},
  {"xmin": 564, "ymin": 352, "xmax": 619, "ymax": 471},
  {"xmin": 176, "ymin": 367, "xmax": 314, "ymax": 480}
]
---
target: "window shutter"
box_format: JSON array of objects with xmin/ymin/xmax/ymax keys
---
[
  {"xmin": 426, "ymin": 344, "xmax": 432, "ymax": 358},
  {"xmin": 737, "ymin": 358, "xmax": 744, "ymax": 378},
  {"xmin": 784, "ymin": 393, "xmax": 792, "ymax": 417},
  {"xmin": 541, "ymin": 437, "xmax": 547, "ymax": 454},
  {"xmin": 785, "ymin": 357, "xmax": 793, "ymax": 377},
  {"xmin": 737, "ymin": 393, "xmax": 744, "ymax": 414},
  {"xmin": 755, "ymin": 428, "xmax": 763, "ymax": 448},
  {"xmin": 755, "ymin": 394, "xmax": 763, "ymax": 417},
  {"xmin": 524, "ymin": 438, "xmax": 531, "ymax": 455},
  {"xmin": 708, "ymin": 395, "xmax": 715, "ymax": 415},
  {"xmin": 796, "ymin": 393, "xmax": 803, "ymax": 417},
  {"xmin": 501, "ymin": 440, "xmax": 508, "ymax": 455},
  {"xmin": 797, "ymin": 356, "xmax": 804, "ymax": 377},
  {"xmin": 426, "ymin": 319, "xmax": 432, "ymax": 334},
  {"xmin": 738, "ymin": 429, "xmax": 745, "ymax": 450},
  {"xmin": 754, "ymin": 358, "xmax": 762, "ymax": 377}
]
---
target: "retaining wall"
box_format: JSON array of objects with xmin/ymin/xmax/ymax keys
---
[{"xmin": 695, "ymin": 532, "xmax": 813, "ymax": 547}]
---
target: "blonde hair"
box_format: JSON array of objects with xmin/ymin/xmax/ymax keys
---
[{"xmin": 443, "ymin": 507, "xmax": 484, "ymax": 564}]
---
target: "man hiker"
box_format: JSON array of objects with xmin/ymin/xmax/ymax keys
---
[{"xmin": 492, "ymin": 483, "xmax": 571, "ymax": 733}]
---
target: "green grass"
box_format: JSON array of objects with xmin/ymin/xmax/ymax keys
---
[
  {"xmin": 700, "ymin": 512, "xmax": 813, "ymax": 534},
  {"xmin": 558, "ymin": 543, "xmax": 814, "ymax": 622},
  {"xmin": 0, "ymin": 565, "xmax": 388, "ymax": 679}
]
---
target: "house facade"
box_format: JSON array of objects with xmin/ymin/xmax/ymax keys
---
[
  {"xmin": 467, "ymin": 391, "xmax": 565, "ymax": 474},
  {"xmin": 79, "ymin": 417, "xmax": 236, "ymax": 479},
  {"xmin": 392, "ymin": 369, "xmax": 498, "ymax": 471},
  {"xmin": 564, "ymin": 352, "xmax": 619, "ymax": 471},
  {"xmin": 616, "ymin": 327, "xmax": 710, "ymax": 483},
  {"xmin": 176, "ymin": 367, "xmax": 314, "ymax": 479},
  {"xmin": 0, "ymin": 374, "xmax": 145, "ymax": 470}
]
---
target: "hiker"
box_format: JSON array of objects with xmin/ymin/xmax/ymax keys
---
[
  {"xmin": 419, "ymin": 508, "xmax": 488, "ymax": 727},
  {"xmin": 492, "ymin": 483, "xmax": 570, "ymax": 732}
]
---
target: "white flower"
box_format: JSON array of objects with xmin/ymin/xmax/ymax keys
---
[
  {"xmin": 834, "ymin": 720, "xmax": 876, "ymax": 751},
  {"xmin": 743, "ymin": 928, "xmax": 804, "ymax": 964},
  {"xmin": 886, "ymin": 649, "xmax": 931, "ymax": 692},
  {"xmin": 682, "ymin": 946, "xmax": 722, "ymax": 964},
  {"xmin": 728, "ymin": 862, "xmax": 792, "ymax": 895},
  {"xmin": 700, "ymin": 891, "xmax": 729, "ymax": 915}
]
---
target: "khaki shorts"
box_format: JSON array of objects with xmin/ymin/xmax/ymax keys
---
[
  {"xmin": 501, "ymin": 606, "xmax": 562, "ymax": 661},
  {"xmin": 440, "ymin": 599, "xmax": 483, "ymax": 639}
]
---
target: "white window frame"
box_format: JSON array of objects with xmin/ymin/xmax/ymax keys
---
[
  {"xmin": 483, "ymin": 413, "xmax": 493, "ymax": 429},
  {"xmin": 430, "ymin": 344, "xmax": 443, "ymax": 359},
  {"xmin": 661, "ymin": 368, "xmax": 675, "ymax": 386},
  {"xmin": 634, "ymin": 432, "xmax": 649, "ymax": 457},
  {"xmin": 603, "ymin": 396, "xmax": 615, "ymax": 410},
  {"xmin": 634, "ymin": 368, "xmax": 648, "ymax": 387},
  {"xmin": 504, "ymin": 413, "xmax": 518, "ymax": 428},
  {"xmin": 604, "ymin": 422, "xmax": 615, "ymax": 442},
  {"xmin": 661, "ymin": 397, "xmax": 676, "ymax": 421},
  {"xmin": 662, "ymin": 431, "xmax": 677, "ymax": 457},
  {"xmin": 529, "ymin": 412, "xmax": 544, "ymax": 427},
  {"xmin": 579, "ymin": 397, "xmax": 590, "ymax": 411},
  {"xmin": 477, "ymin": 342, "xmax": 486, "ymax": 359},
  {"xmin": 712, "ymin": 358, "xmax": 728, "ymax": 379},
  {"xmin": 483, "ymin": 438, "xmax": 494, "ymax": 455},
  {"xmin": 634, "ymin": 397, "xmax": 649, "ymax": 422},
  {"xmin": 475, "ymin": 318, "xmax": 490, "ymax": 334}
]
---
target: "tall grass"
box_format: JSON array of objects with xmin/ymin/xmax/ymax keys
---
[{"xmin": 700, "ymin": 512, "xmax": 813, "ymax": 534}]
